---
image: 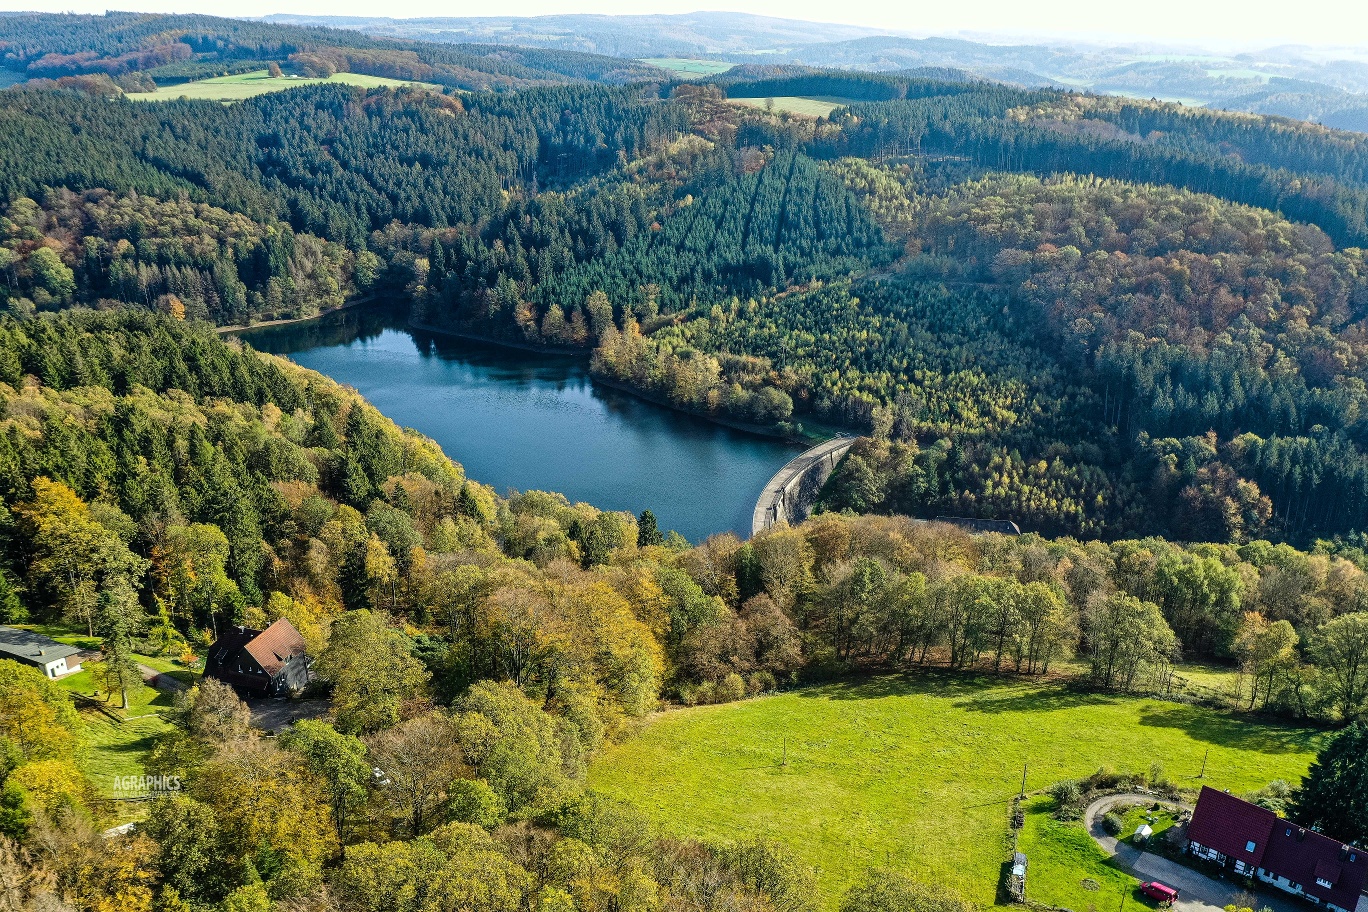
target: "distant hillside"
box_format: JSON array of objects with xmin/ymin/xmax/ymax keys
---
[
  {"xmin": 260, "ymin": 11, "xmax": 893, "ymax": 58},
  {"xmin": 0, "ymin": 11, "xmax": 667, "ymax": 89},
  {"xmin": 259, "ymin": 12, "xmax": 1368, "ymax": 132}
]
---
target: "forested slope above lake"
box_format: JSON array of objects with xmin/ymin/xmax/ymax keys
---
[
  {"xmin": 5, "ymin": 20, "xmax": 1368, "ymax": 907},
  {"xmin": 7, "ymin": 20, "xmax": 1368, "ymax": 543}
]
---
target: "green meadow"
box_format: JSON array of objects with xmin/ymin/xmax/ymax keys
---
[
  {"xmin": 588, "ymin": 675, "xmax": 1324, "ymax": 909},
  {"xmin": 728, "ymin": 95, "xmax": 851, "ymax": 117},
  {"xmin": 641, "ymin": 58, "xmax": 736, "ymax": 77},
  {"xmin": 128, "ymin": 69, "xmax": 439, "ymax": 102}
]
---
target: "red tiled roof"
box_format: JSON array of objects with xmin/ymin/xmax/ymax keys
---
[
  {"xmin": 242, "ymin": 619, "xmax": 307, "ymax": 677},
  {"xmin": 1264, "ymin": 822, "xmax": 1366, "ymax": 911},
  {"xmin": 1189, "ymin": 786, "xmax": 1368, "ymax": 912},
  {"xmin": 1188, "ymin": 786, "xmax": 1276, "ymax": 866},
  {"xmin": 1314, "ymin": 860, "xmax": 1343, "ymax": 886}
]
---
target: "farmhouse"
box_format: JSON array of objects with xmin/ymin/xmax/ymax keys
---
[
  {"xmin": 204, "ymin": 619, "xmax": 310, "ymax": 697},
  {"xmin": 0, "ymin": 625, "xmax": 83, "ymax": 678},
  {"xmin": 1187, "ymin": 786, "xmax": 1367, "ymax": 912}
]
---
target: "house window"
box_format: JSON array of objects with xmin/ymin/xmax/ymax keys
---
[
  {"xmin": 1246, "ymin": 841, "xmax": 1257, "ymax": 853},
  {"xmin": 1316, "ymin": 878, "xmax": 1334, "ymax": 889}
]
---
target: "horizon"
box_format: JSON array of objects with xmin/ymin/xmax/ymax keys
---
[{"xmin": 2, "ymin": 4, "xmax": 1366, "ymax": 53}]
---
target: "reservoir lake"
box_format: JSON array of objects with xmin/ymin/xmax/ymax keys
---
[{"xmin": 236, "ymin": 305, "xmax": 804, "ymax": 542}]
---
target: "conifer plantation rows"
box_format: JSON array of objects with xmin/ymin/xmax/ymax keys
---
[{"xmin": 7, "ymin": 17, "xmax": 1368, "ymax": 544}]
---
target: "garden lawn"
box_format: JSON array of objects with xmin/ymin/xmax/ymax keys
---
[
  {"xmin": 1018, "ymin": 795, "xmax": 1135, "ymax": 912},
  {"xmin": 54, "ymin": 664, "xmax": 178, "ymax": 798},
  {"xmin": 128, "ymin": 70, "xmax": 440, "ymax": 101},
  {"xmin": 587, "ymin": 675, "xmax": 1324, "ymax": 909}
]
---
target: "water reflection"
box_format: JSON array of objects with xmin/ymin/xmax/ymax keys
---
[{"xmin": 236, "ymin": 305, "xmax": 802, "ymax": 541}]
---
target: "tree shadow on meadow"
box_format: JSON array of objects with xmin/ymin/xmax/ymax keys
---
[
  {"xmin": 1136, "ymin": 704, "xmax": 1325, "ymax": 754},
  {"xmin": 794, "ymin": 671, "xmax": 997, "ymax": 702}
]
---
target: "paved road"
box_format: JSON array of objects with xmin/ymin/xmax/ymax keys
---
[
  {"xmin": 246, "ymin": 697, "xmax": 330, "ymax": 733},
  {"xmin": 751, "ymin": 437, "xmax": 856, "ymax": 536},
  {"xmin": 1083, "ymin": 793, "xmax": 1303, "ymax": 912},
  {"xmin": 138, "ymin": 663, "xmax": 189, "ymax": 693}
]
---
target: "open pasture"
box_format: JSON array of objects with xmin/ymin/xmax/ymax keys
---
[
  {"xmin": 128, "ymin": 69, "xmax": 439, "ymax": 102},
  {"xmin": 641, "ymin": 58, "xmax": 736, "ymax": 77},
  {"xmin": 588, "ymin": 675, "xmax": 1323, "ymax": 908},
  {"xmin": 728, "ymin": 95, "xmax": 852, "ymax": 117}
]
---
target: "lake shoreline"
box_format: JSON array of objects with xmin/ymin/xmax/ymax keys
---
[
  {"xmin": 407, "ymin": 319, "xmax": 587, "ymax": 357},
  {"xmin": 217, "ymin": 295, "xmax": 377, "ymax": 334},
  {"xmin": 411, "ymin": 320, "xmax": 817, "ymax": 442}
]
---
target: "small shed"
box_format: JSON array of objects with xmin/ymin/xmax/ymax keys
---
[
  {"xmin": 0, "ymin": 626, "xmax": 83, "ymax": 678},
  {"xmin": 1135, "ymin": 824, "xmax": 1154, "ymax": 845}
]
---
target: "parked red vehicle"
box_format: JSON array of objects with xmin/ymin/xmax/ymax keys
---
[{"xmin": 1140, "ymin": 882, "xmax": 1180, "ymax": 904}]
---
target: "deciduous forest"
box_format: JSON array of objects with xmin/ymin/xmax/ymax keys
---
[{"xmin": 4, "ymin": 14, "xmax": 1368, "ymax": 912}]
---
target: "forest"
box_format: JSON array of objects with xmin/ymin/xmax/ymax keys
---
[
  {"xmin": 7, "ymin": 19, "xmax": 1368, "ymax": 542},
  {"xmin": 2, "ymin": 312, "xmax": 1368, "ymax": 912}
]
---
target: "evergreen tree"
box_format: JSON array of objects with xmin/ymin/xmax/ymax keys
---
[
  {"xmin": 637, "ymin": 509, "xmax": 663, "ymax": 547},
  {"xmin": 1290, "ymin": 722, "xmax": 1368, "ymax": 846}
]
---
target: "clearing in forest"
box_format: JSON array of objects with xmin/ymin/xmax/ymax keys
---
[
  {"xmin": 641, "ymin": 58, "xmax": 736, "ymax": 77},
  {"xmin": 127, "ymin": 69, "xmax": 440, "ymax": 102},
  {"xmin": 728, "ymin": 96, "xmax": 853, "ymax": 117},
  {"xmin": 588, "ymin": 674, "xmax": 1324, "ymax": 909}
]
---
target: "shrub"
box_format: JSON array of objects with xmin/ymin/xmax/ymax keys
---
[
  {"xmin": 718, "ymin": 673, "xmax": 747, "ymax": 703},
  {"xmin": 1049, "ymin": 779, "xmax": 1082, "ymax": 807},
  {"xmin": 748, "ymin": 670, "xmax": 777, "ymax": 695},
  {"xmin": 694, "ymin": 681, "xmax": 716, "ymax": 705},
  {"xmin": 1102, "ymin": 812, "xmax": 1124, "ymax": 836}
]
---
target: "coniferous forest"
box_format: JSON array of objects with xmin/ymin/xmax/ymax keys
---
[{"xmin": 4, "ymin": 13, "xmax": 1368, "ymax": 912}]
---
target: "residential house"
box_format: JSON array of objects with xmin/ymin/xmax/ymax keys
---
[
  {"xmin": 0, "ymin": 626, "xmax": 83, "ymax": 678},
  {"xmin": 1187, "ymin": 786, "xmax": 1367, "ymax": 912},
  {"xmin": 203, "ymin": 619, "xmax": 310, "ymax": 697}
]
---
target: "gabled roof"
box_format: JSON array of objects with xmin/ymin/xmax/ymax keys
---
[
  {"xmin": 208, "ymin": 619, "xmax": 307, "ymax": 678},
  {"xmin": 1263, "ymin": 819, "xmax": 1366, "ymax": 910},
  {"xmin": 1188, "ymin": 786, "xmax": 1275, "ymax": 867},
  {"xmin": 242, "ymin": 619, "xmax": 307, "ymax": 676},
  {"xmin": 1190, "ymin": 786, "xmax": 1368, "ymax": 911},
  {"xmin": 0, "ymin": 626, "xmax": 83, "ymax": 664}
]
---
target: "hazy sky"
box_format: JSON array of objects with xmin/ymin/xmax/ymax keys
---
[{"xmin": 3, "ymin": 0, "xmax": 1366, "ymax": 49}]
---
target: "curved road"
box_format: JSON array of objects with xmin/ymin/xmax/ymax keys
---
[
  {"xmin": 751, "ymin": 437, "xmax": 856, "ymax": 537},
  {"xmin": 1081, "ymin": 793, "xmax": 1301, "ymax": 912}
]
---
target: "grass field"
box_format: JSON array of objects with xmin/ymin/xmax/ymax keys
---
[
  {"xmin": 15, "ymin": 624, "xmax": 193, "ymax": 797},
  {"xmin": 728, "ymin": 96, "xmax": 852, "ymax": 117},
  {"xmin": 642, "ymin": 58, "xmax": 735, "ymax": 78},
  {"xmin": 588, "ymin": 675, "xmax": 1324, "ymax": 909},
  {"xmin": 128, "ymin": 70, "xmax": 440, "ymax": 102}
]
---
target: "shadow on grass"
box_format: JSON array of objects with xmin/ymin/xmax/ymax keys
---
[
  {"xmin": 796, "ymin": 671, "xmax": 1131, "ymax": 714},
  {"xmin": 1136, "ymin": 705, "xmax": 1322, "ymax": 754},
  {"xmin": 952, "ymin": 681, "xmax": 1125, "ymax": 715},
  {"xmin": 794, "ymin": 670, "xmax": 1003, "ymax": 702}
]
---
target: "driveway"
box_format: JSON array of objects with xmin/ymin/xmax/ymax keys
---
[
  {"xmin": 1085, "ymin": 794, "xmax": 1304, "ymax": 912},
  {"xmin": 246, "ymin": 697, "xmax": 330, "ymax": 734}
]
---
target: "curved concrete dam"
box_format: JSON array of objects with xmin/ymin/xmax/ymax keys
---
[{"xmin": 752, "ymin": 436, "xmax": 858, "ymax": 537}]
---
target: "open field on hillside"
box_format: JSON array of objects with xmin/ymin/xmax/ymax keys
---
[
  {"xmin": 588, "ymin": 675, "xmax": 1324, "ymax": 909},
  {"xmin": 728, "ymin": 95, "xmax": 850, "ymax": 117},
  {"xmin": 128, "ymin": 69, "xmax": 439, "ymax": 101},
  {"xmin": 16, "ymin": 624, "xmax": 196, "ymax": 796},
  {"xmin": 641, "ymin": 57, "xmax": 735, "ymax": 77}
]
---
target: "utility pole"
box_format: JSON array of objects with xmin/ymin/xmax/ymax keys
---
[{"xmin": 1199, "ymin": 749, "xmax": 1209, "ymax": 779}]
